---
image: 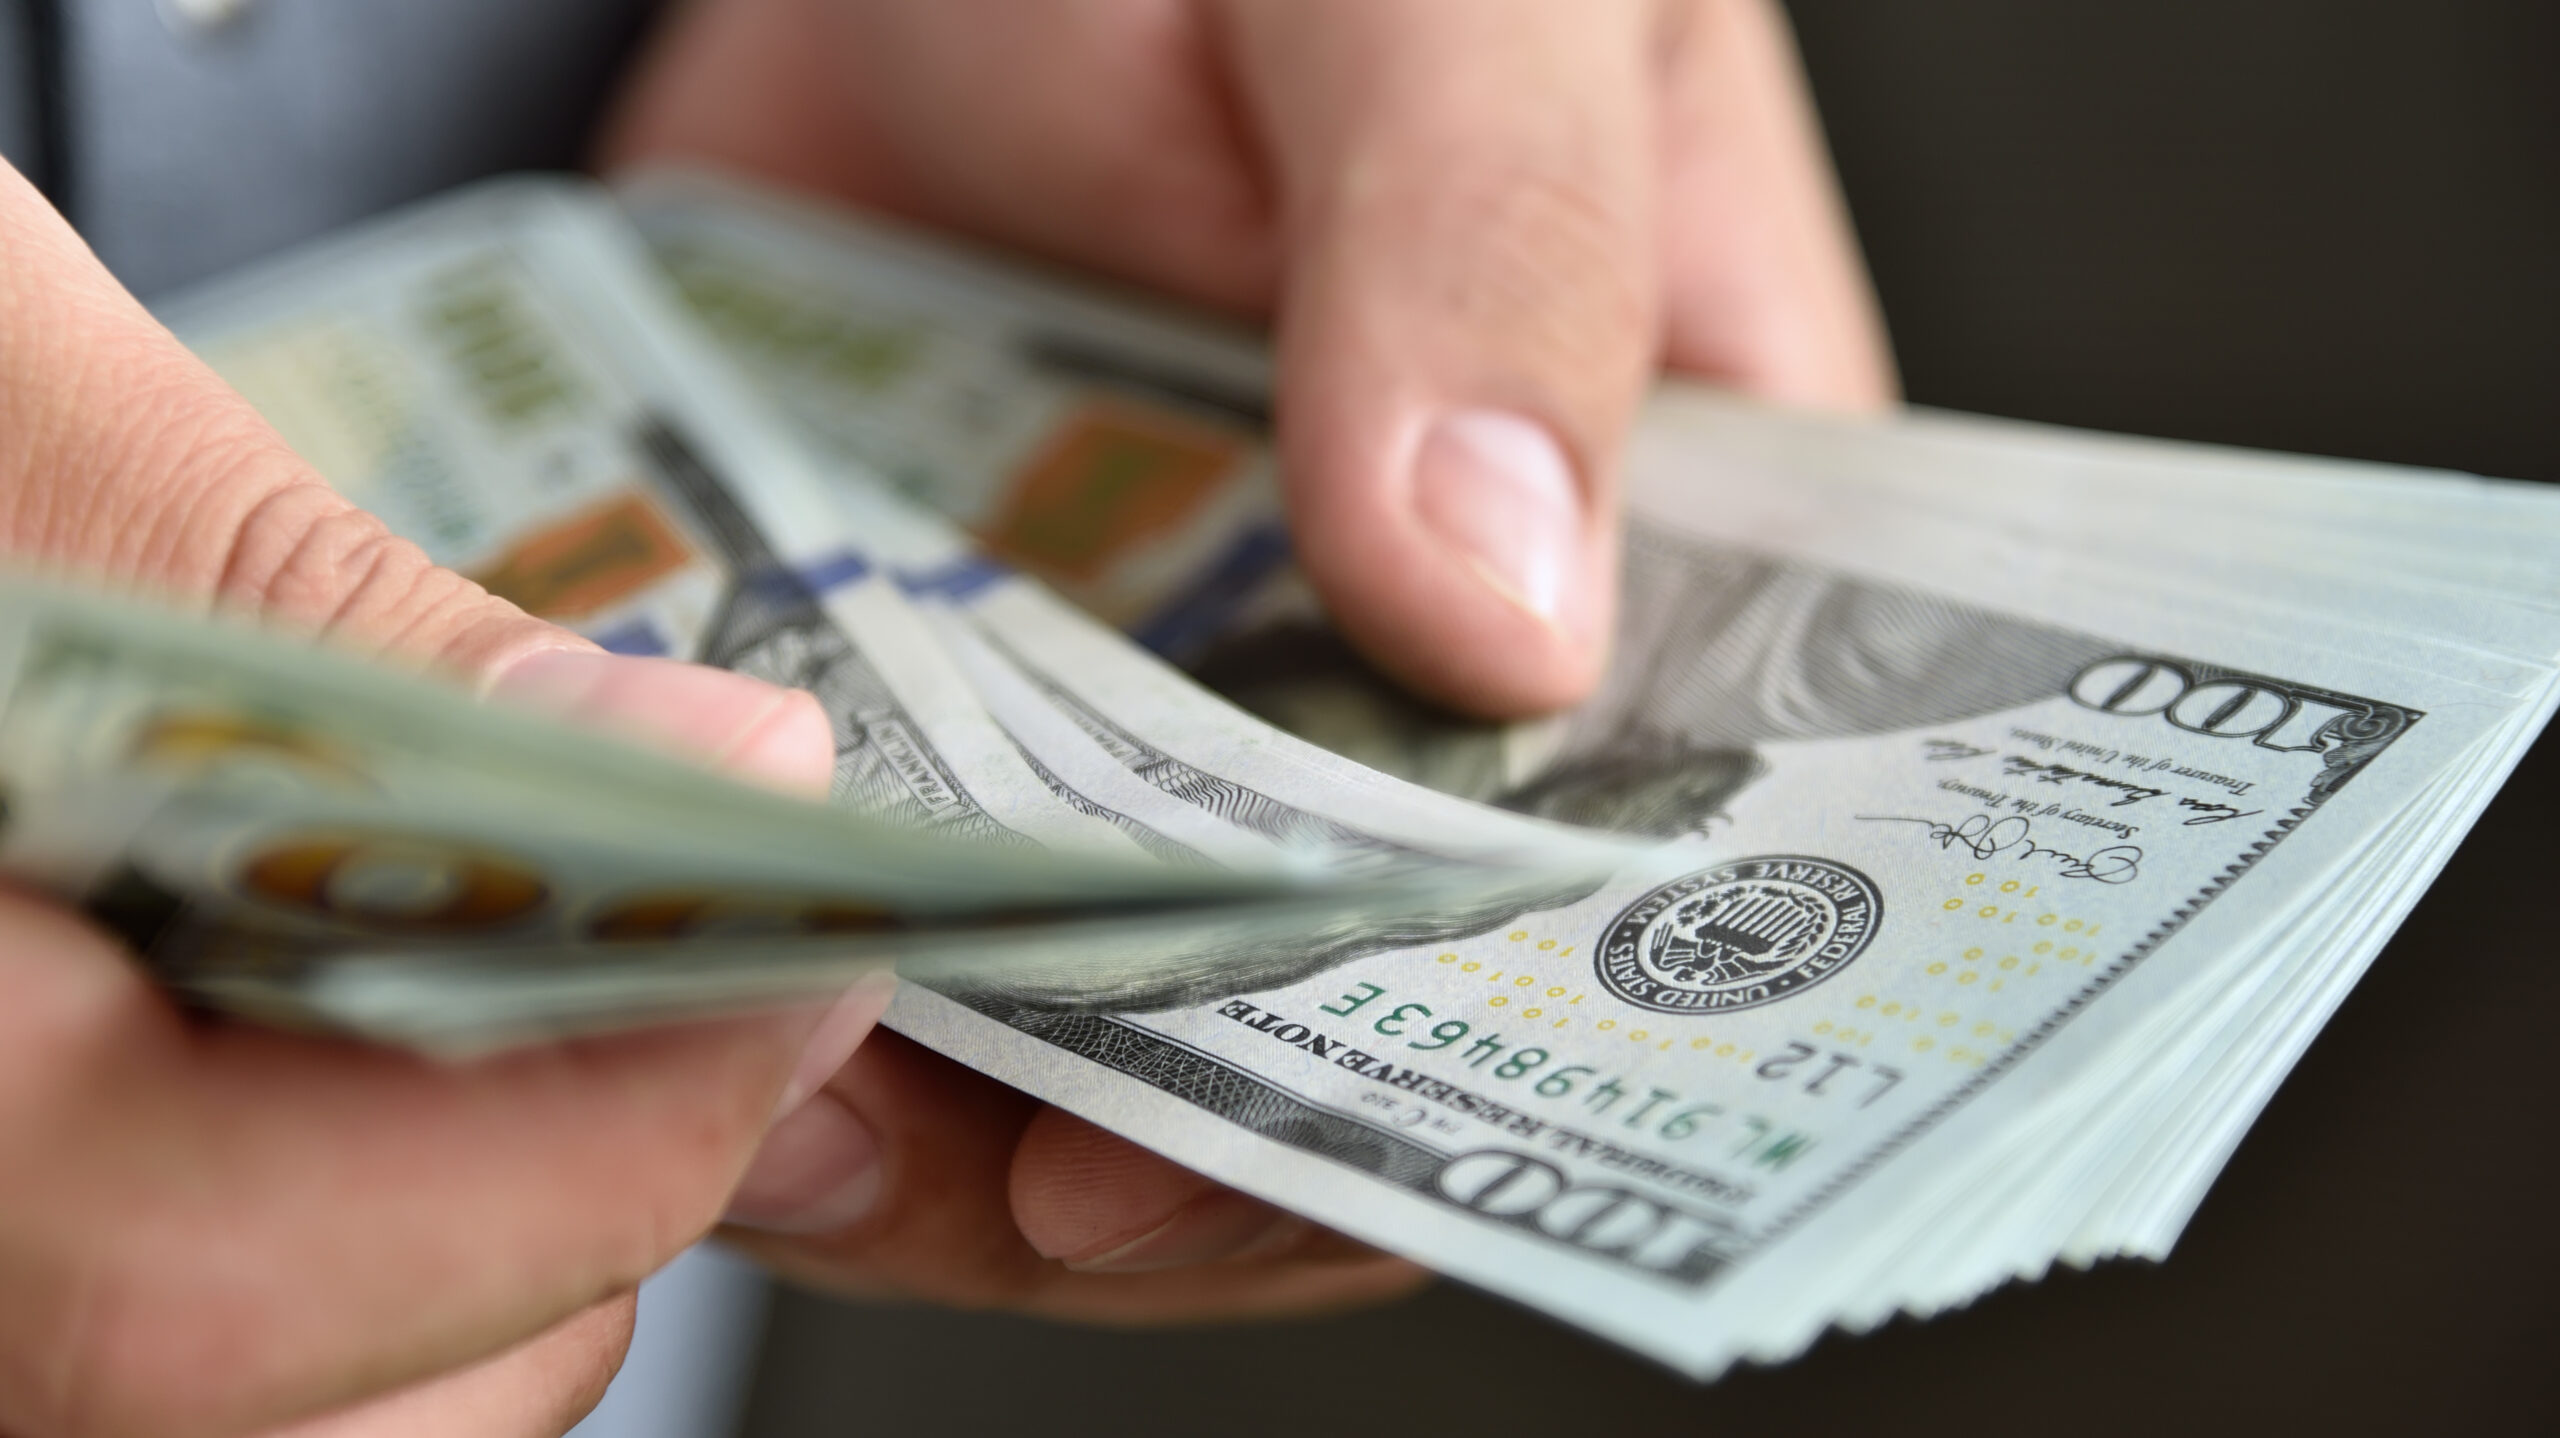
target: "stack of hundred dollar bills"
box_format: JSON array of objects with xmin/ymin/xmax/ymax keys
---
[{"xmin": 93, "ymin": 173, "xmax": 2560, "ymax": 1376}]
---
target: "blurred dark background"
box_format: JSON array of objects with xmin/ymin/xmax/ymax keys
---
[{"xmin": 740, "ymin": 3, "xmax": 2560, "ymax": 1434}]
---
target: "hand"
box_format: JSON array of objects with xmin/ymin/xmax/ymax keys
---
[
  {"xmin": 603, "ymin": 0, "xmax": 1892, "ymax": 1323},
  {"xmin": 0, "ymin": 160, "xmax": 871, "ymax": 1438}
]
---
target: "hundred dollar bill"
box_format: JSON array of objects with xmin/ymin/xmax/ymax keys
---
[
  {"xmin": 166, "ymin": 179, "xmax": 1597, "ymax": 881},
  {"xmin": 0, "ymin": 572, "xmax": 1571, "ymax": 1053},
  {"xmin": 161, "ymin": 179, "xmax": 1145, "ymax": 853},
  {"xmin": 623, "ymin": 170, "xmax": 2560, "ymax": 786},
  {"xmin": 622, "ymin": 170, "xmax": 2560, "ymax": 1373},
  {"xmin": 884, "ymin": 502, "xmax": 2543, "ymax": 1373},
  {"xmin": 113, "ymin": 180, "xmax": 1621, "ymax": 1050}
]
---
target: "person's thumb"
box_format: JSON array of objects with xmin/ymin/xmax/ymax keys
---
[
  {"xmin": 0, "ymin": 158, "xmax": 833, "ymax": 792},
  {"xmin": 1216, "ymin": 0, "xmax": 1660, "ymax": 717},
  {"xmin": 223, "ymin": 486, "xmax": 837, "ymax": 795},
  {"xmin": 486, "ymin": 650, "xmax": 833, "ymax": 797}
]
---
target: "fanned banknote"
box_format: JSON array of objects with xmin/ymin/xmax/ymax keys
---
[
  {"xmin": 111, "ymin": 168, "xmax": 2560, "ymax": 1376},
  {"xmin": 0, "ymin": 559, "xmax": 1637, "ymax": 1055},
  {"xmin": 613, "ymin": 170, "xmax": 2560, "ymax": 1374},
  {"xmin": 0, "ymin": 183, "xmax": 1620, "ymax": 1055}
]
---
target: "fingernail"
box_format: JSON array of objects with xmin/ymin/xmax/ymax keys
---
[
  {"xmin": 1412, "ymin": 409, "xmax": 1587, "ymax": 632},
  {"xmin": 1062, "ymin": 1192, "xmax": 1307, "ymax": 1274},
  {"xmin": 722, "ymin": 1092, "xmax": 884, "ymax": 1235},
  {"xmin": 776, "ymin": 973, "xmax": 897, "ymax": 1118},
  {"xmin": 488, "ymin": 647, "xmax": 836, "ymax": 797}
]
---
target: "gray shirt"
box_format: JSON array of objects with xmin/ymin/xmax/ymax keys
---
[{"xmin": 2, "ymin": 0, "xmax": 662, "ymax": 295}]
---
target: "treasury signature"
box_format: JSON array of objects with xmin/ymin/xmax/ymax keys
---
[{"xmin": 1856, "ymin": 812, "xmax": 2145, "ymax": 885}]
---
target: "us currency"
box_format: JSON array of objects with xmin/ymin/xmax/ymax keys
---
[
  {"xmin": 0, "ymin": 572, "xmax": 1559, "ymax": 1054},
  {"xmin": 166, "ymin": 179, "xmax": 1637, "ymax": 885},
  {"xmin": 623, "ymin": 169, "xmax": 2560, "ymax": 1373},
  {"xmin": 626, "ymin": 170, "xmax": 2560, "ymax": 786},
  {"xmin": 163, "ymin": 180, "xmax": 1161, "ymax": 855},
  {"xmin": 109, "ymin": 180, "xmax": 1612, "ymax": 1051}
]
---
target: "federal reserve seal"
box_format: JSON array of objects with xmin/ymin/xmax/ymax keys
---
[{"xmin": 1597, "ymin": 856, "xmax": 1882, "ymax": 1015}]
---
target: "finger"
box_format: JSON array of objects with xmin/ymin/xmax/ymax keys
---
[
  {"xmin": 1212, "ymin": 0, "xmax": 1659, "ymax": 717},
  {"xmin": 0, "ymin": 160, "xmax": 858, "ymax": 1438},
  {"xmin": 1009, "ymin": 1108, "xmax": 1380, "ymax": 1274},
  {"xmin": 254, "ymin": 1296, "xmax": 636, "ymax": 1438},
  {"xmin": 719, "ymin": 975, "xmax": 899, "ymax": 1234},
  {"xmin": 0, "ymin": 163, "xmax": 551, "ymax": 681},
  {"xmin": 722, "ymin": 1033, "xmax": 1429, "ymax": 1323},
  {"xmin": 601, "ymin": 0, "xmax": 1278, "ymax": 311},
  {"xmin": 1655, "ymin": 0, "xmax": 1896, "ymax": 406},
  {"xmin": 487, "ymin": 649, "xmax": 836, "ymax": 798},
  {"xmin": 0, "ymin": 893, "xmax": 826, "ymax": 1438},
  {"xmin": 0, "ymin": 627, "xmax": 843, "ymax": 1438},
  {"xmin": 4, "ymin": 161, "xmax": 839, "ymax": 792},
  {"xmin": 1, "ymin": 156, "xmax": 816, "ymax": 728}
]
